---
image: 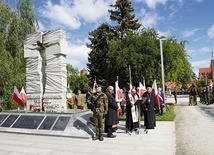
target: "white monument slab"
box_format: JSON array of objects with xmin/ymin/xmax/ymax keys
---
[{"xmin": 24, "ymin": 29, "xmax": 68, "ymax": 112}]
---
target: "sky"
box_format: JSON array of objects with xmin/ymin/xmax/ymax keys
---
[{"xmin": 8, "ymin": 0, "xmax": 214, "ymax": 76}]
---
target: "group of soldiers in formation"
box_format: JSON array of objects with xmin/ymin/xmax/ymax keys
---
[{"xmin": 188, "ymin": 83, "xmax": 214, "ymax": 106}]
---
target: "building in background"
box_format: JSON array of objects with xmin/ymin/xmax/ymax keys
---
[{"xmin": 80, "ymin": 68, "xmax": 88, "ymax": 75}]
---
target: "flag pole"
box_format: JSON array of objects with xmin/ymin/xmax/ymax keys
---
[
  {"xmin": 143, "ymin": 76, "xmax": 145, "ymax": 87},
  {"xmin": 129, "ymin": 65, "xmax": 132, "ymax": 90}
]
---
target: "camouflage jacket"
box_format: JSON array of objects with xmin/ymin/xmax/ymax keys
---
[{"xmin": 87, "ymin": 92, "xmax": 108, "ymax": 115}]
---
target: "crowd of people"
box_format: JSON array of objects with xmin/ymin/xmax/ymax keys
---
[
  {"xmin": 196, "ymin": 84, "xmax": 214, "ymax": 105},
  {"xmin": 171, "ymin": 83, "xmax": 214, "ymax": 106},
  {"xmin": 84, "ymin": 83, "xmax": 163, "ymax": 141}
]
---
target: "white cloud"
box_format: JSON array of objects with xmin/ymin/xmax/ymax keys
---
[
  {"xmin": 190, "ymin": 59, "xmax": 210, "ymax": 76},
  {"xmin": 66, "ymin": 43, "xmax": 90, "ymax": 70},
  {"xmin": 182, "ymin": 28, "xmax": 200, "ymax": 38},
  {"xmin": 140, "ymin": 10, "xmax": 161, "ymax": 28},
  {"xmin": 190, "ymin": 59, "xmax": 210, "ymax": 68},
  {"xmin": 194, "ymin": 0, "xmax": 205, "ymax": 2},
  {"xmin": 141, "ymin": 0, "xmax": 168, "ymax": 9},
  {"xmin": 39, "ymin": 0, "xmax": 115, "ymax": 30},
  {"xmin": 168, "ymin": 1, "xmax": 184, "ymax": 19},
  {"xmin": 39, "ymin": 0, "xmax": 81, "ymax": 30},
  {"xmin": 38, "ymin": 21, "xmax": 46, "ymax": 31},
  {"xmin": 208, "ymin": 24, "xmax": 214, "ymax": 39},
  {"xmin": 187, "ymin": 46, "xmax": 211, "ymax": 56}
]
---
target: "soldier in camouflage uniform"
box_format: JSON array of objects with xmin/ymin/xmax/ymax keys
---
[
  {"xmin": 87, "ymin": 84, "xmax": 108, "ymax": 141},
  {"xmin": 188, "ymin": 83, "xmax": 197, "ymax": 106},
  {"xmin": 211, "ymin": 85, "xmax": 214, "ymax": 104},
  {"xmin": 205, "ymin": 85, "xmax": 210, "ymax": 105},
  {"xmin": 201, "ymin": 86, "xmax": 206, "ymax": 104}
]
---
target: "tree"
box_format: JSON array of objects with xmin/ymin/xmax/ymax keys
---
[
  {"xmin": 87, "ymin": 23, "xmax": 114, "ymax": 86},
  {"xmin": 108, "ymin": 0, "xmax": 141, "ymax": 38},
  {"xmin": 107, "ymin": 28, "xmax": 193, "ymax": 88},
  {"xmin": 87, "ymin": 0, "xmax": 141, "ymax": 86},
  {"xmin": 67, "ymin": 64, "xmax": 89, "ymax": 93},
  {"xmin": 0, "ymin": 0, "xmax": 38, "ymax": 110}
]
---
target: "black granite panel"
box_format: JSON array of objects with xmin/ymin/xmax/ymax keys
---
[
  {"xmin": 1, "ymin": 115, "xmax": 19, "ymax": 127},
  {"xmin": 39, "ymin": 116, "xmax": 57, "ymax": 130},
  {"xmin": 81, "ymin": 113, "xmax": 94, "ymax": 123},
  {"xmin": 12, "ymin": 115, "xmax": 44, "ymax": 129},
  {"xmin": 0, "ymin": 114, "xmax": 9, "ymax": 125},
  {"xmin": 52, "ymin": 116, "xmax": 70, "ymax": 131}
]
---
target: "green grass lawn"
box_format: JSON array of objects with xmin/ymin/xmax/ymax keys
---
[{"xmin": 118, "ymin": 103, "xmax": 175, "ymax": 121}]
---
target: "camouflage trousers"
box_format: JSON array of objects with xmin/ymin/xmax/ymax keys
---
[
  {"xmin": 189, "ymin": 95, "xmax": 197, "ymax": 106},
  {"xmin": 93, "ymin": 112, "xmax": 104, "ymax": 136}
]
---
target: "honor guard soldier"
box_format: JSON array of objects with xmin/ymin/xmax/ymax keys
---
[{"xmin": 87, "ymin": 84, "xmax": 108, "ymax": 141}]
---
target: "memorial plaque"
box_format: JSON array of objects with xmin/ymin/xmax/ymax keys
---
[
  {"xmin": 1, "ymin": 115, "xmax": 19, "ymax": 127},
  {"xmin": 52, "ymin": 116, "xmax": 70, "ymax": 131},
  {"xmin": 12, "ymin": 115, "xmax": 44, "ymax": 129},
  {"xmin": 73, "ymin": 120, "xmax": 86, "ymax": 129},
  {"xmin": 0, "ymin": 114, "xmax": 9, "ymax": 124},
  {"xmin": 39, "ymin": 116, "xmax": 57, "ymax": 130},
  {"xmin": 81, "ymin": 113, "xmax": 93, "ymax": 122},
  {"xmin": 80, "ymin": 113, "xmax": 94, "ymax": 125}
]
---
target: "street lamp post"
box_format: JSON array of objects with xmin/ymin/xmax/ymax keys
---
[{"xmin": 159, "ymin": 38, "xmax": 165, "ymax": 100}]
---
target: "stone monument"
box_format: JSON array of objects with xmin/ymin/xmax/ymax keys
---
[{"xmin": 24, "ymin": 29, "xmax": 67, "ymax": 112}]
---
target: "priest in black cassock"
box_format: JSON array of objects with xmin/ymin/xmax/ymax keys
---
[
  {"xmin": 142, "ymin": 84, "xmax": 157, "ymax": 129},
  {"xmin": 126, "ymin": 89, "xmax": 139, "ymax": 133}
]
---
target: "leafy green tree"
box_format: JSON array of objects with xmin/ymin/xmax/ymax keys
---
[
  {"xmin": 0, "ymin": 0, "xmax": 38, "ymax": 110},
  {"xmin": 108, "ymin": 0, "xmax": 141, "ymax": 39},
  {"xmin": 107, "ymin": 29, "xmax": 161, "ymax": 87},
  {"xmin": 87, "ymin": 0, "xmax": 141, "ymax": 86},
  {"xmin": 87, "ymin": 23, "xmax": 114, "ymax": 86},
  {"xmin": 107, "ymin": 28, "xmax": 193, "ymax": 88},
  {"xmin": 67, "ymin": 64, "xmax": 89, "ymax": 93}
]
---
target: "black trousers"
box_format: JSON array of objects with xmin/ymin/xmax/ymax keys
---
[{"xmin": 106, "ymin": 125, "xmax": 113, "ymax": 135}]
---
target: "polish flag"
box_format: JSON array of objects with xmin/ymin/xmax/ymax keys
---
[
  {"xmin": 20, "ymin": 87, "xmax": 27, "ymax": 101},
  {"xmin": 139, "ymin": 82, "xmax": 147, "ymax": 97},
  {"xmin": 115, "ymin": 81, "xmax": 122, "ymax": 113},
  {"xmin": 13, "ymin": 86, "xmax": 25, "ymax": 107},
  {"xmin": 115, "ymin": 81, "xmax": 123, "ymax": 102},
  {"xmin": 152, "ymin": 80, "xmax": 162, "ymax": 110}
]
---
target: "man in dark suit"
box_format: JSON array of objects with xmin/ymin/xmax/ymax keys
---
[{"xmin": 105, "ymin": 86, "xmax": 119, "ymax": 138}]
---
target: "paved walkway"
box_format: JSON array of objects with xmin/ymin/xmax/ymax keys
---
[
  {"xmin": 0, "ymin": 95, "xmax": 189, "ymax": 155},
  {"xmin": 0, "ymin": 121, "xmax": 175, "ymax": 155}
]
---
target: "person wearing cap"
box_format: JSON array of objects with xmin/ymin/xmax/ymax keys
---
[
  {"xmin": 142, "ymin": 84, "xmax": 157, "ymax": 129},
  {"xmin": 105, "ymin": 86, "xmax": 119, "ymax": 138},
  {"xmin": 87, "ymin": 84, "xmax": 108, "ymax": 141}
]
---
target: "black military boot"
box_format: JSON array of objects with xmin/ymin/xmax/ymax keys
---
[
  {"xmin": 99, "ymin": 134, "xmax": 104, "ymax": 141},
  {"xmin": 92, "ymin": 134, "xmax": 99, "ymax": 140}
]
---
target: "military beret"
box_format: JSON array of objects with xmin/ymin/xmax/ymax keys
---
[{"xmin": 95, "ymin": 84, "xmax": 102, "ymax": 88}]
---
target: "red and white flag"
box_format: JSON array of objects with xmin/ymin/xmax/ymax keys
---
[
  {"xmin": 115, "ymin": 81, "xmax": 122, "ymax": 113},
  {"xmin": 115, "ymin": 81, "xmax": 123, "ymax": 102},
  {"xmin": 13, "ymin": 86, "xmax": 25, "ymax": 107},
  {"xmin": 20, "ymin": 87, "xmax": 27, "ymax": 101},
  {"xmin": 139, "ymin": 82, "xmax": 147, "ymax": 97},
  {"xmin": 152, "ymin": 80, "xmax": 162, "ymax": 110}
]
